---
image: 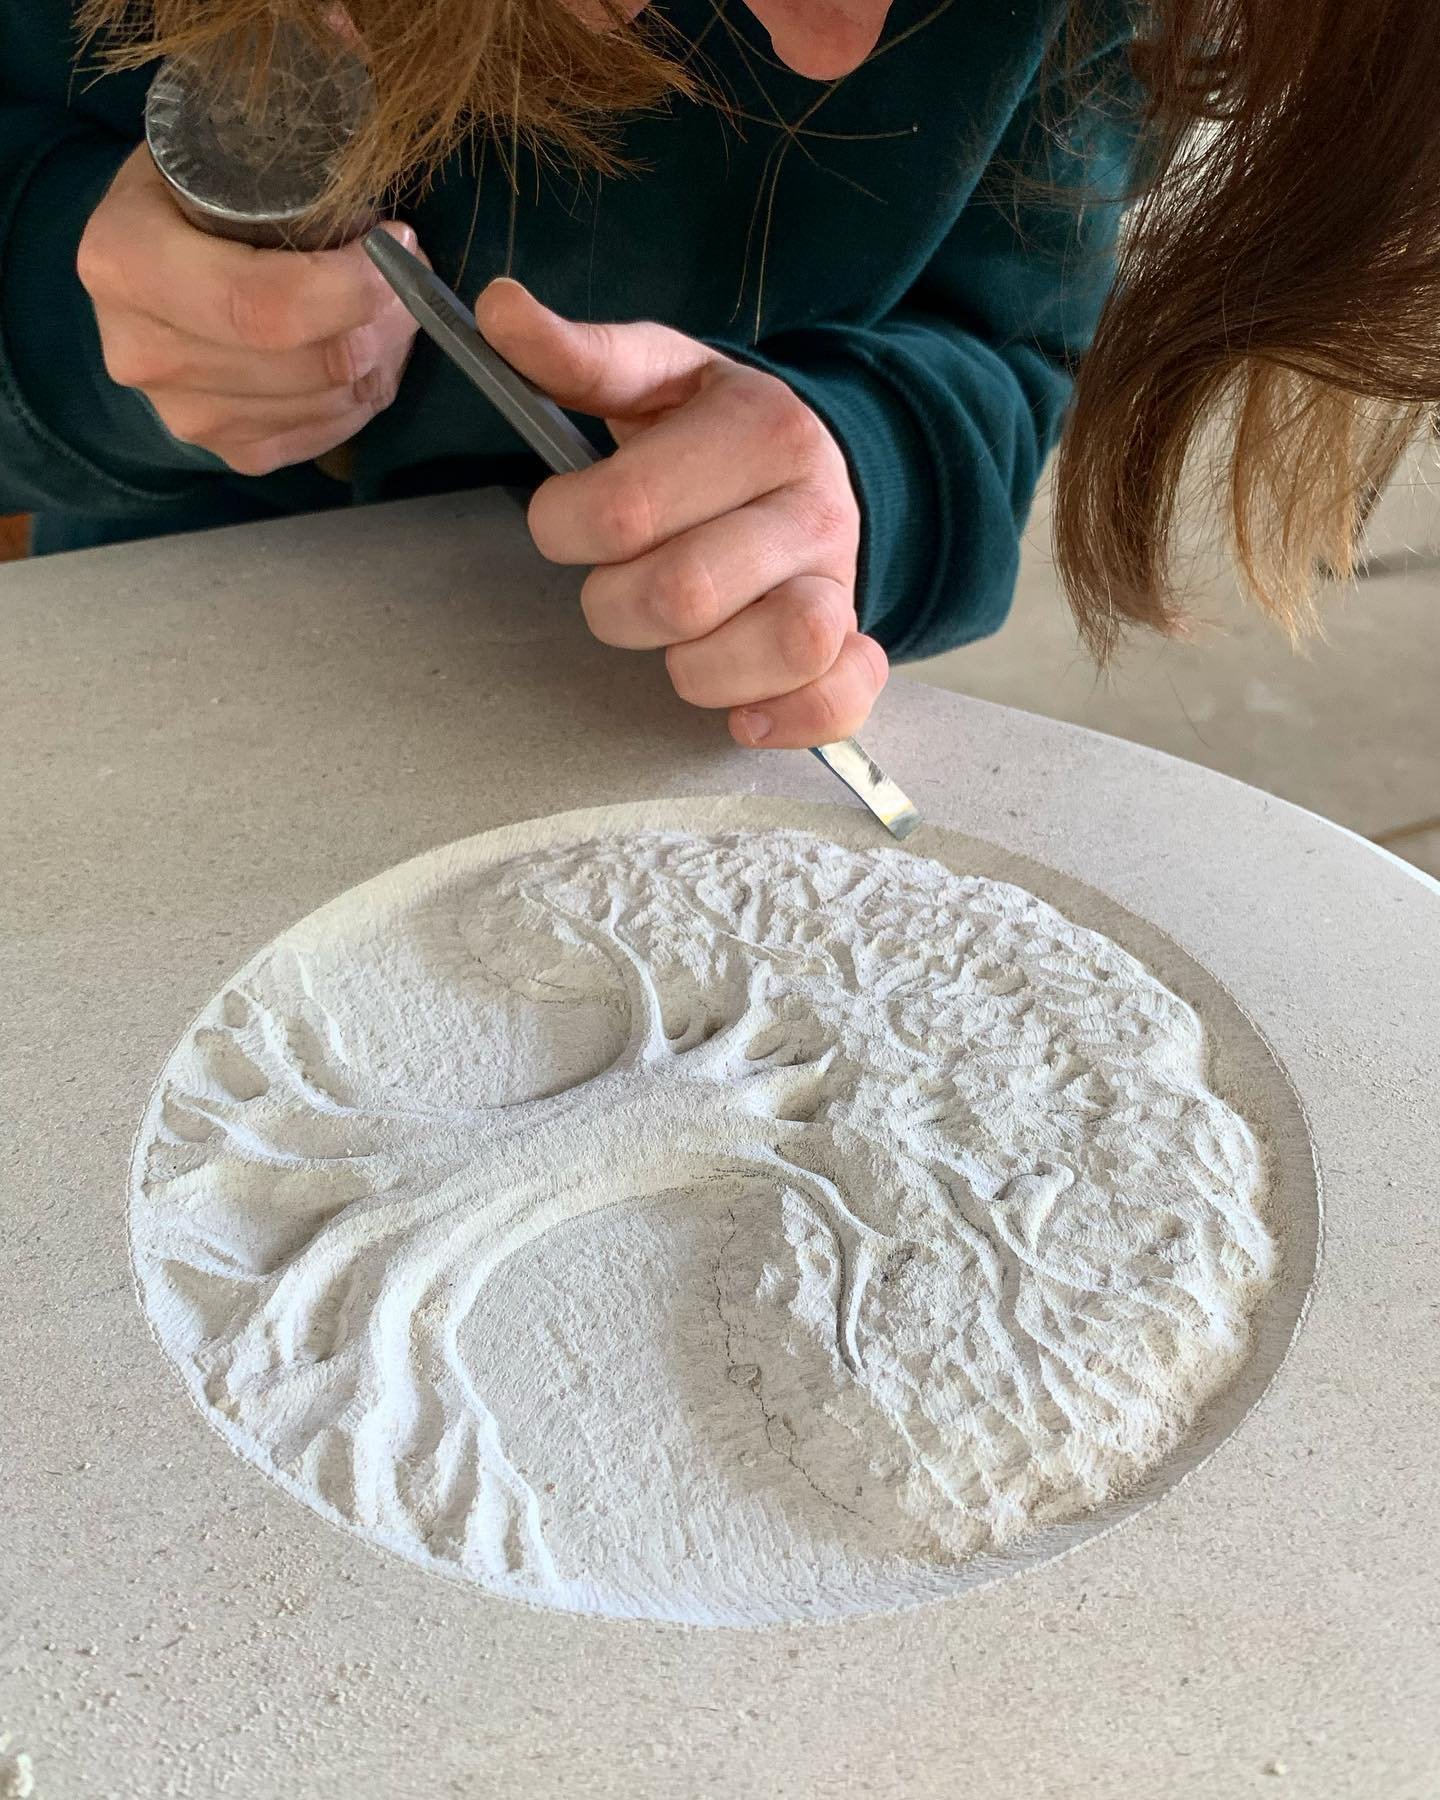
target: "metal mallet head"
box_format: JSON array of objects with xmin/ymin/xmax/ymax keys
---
[{"xmin": 144, "ymin": 21, "xmax": 377, "ymax": 251}]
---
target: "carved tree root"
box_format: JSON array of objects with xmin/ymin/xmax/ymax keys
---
[{"xmin": 180, "ymin": 1026, "xmax": 870, "ymax": 1579}]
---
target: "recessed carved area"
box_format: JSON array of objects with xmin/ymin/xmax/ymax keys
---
[{"xmin": 131, "ymin": 824, "xmax": 1293, "ymax": 1625}]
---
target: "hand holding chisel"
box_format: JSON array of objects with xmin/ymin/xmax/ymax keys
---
[
  {"xmin": 125, "ymin": 34, "xmax": 918, "ymax": 837},
  {"xmin": 365, "ymin": 232, "xmax": 920, "ymax": 839}
]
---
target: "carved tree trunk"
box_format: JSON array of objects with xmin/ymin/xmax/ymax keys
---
[{"xmin": 166, "ymin": 978, "xmax": 888, "ymax": 1583}]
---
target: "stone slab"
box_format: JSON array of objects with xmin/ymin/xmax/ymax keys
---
[{"xmin": 3, "ymin": 493, "xmax": 1438, "ymax": 1799}]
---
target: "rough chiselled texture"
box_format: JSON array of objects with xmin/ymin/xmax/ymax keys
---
[{"xmin": 131, "ymin": 828, "xmax": 1276, "ymax": 1623}]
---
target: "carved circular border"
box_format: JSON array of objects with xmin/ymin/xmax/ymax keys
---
[{"xmin": 127, "ymin": 796, "xmax": 1321, "ymax": 1620}]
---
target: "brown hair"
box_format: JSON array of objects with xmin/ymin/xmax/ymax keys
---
[
  {"xmin": 1057, "ymin": 0, "xmax": 1440, "ymax": 654},
  {"xmin": 83, "ymin": 0, "xmax": 694, "ymax": 193},
  {"xmin": 86, "ymin": 0, "xmax": 1440, "ymax": 653}
]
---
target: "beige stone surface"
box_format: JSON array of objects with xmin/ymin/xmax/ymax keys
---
[
  {"xmin": 914, "ymin": 449, "xmax": 1440, "ymax": 843},
  {"xmin": 3, "ymin": 493, "xmax": 1439, "ymax": 1799}
]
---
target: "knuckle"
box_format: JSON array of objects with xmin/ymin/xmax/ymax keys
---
[
  {"xmin": 353, "ymin": 367, "xmax": 396, "ymax": 411},
  {"xmin": 100, "ymin": 329, "xmax": 162, "ymax": 391},
  {"xmin": 810, "ymin": 648, "xmax": 877, "ymax": 741},
  {"xmin": 228, "ymin": 276, "xmax": 303, "ymax": 353},
  {"xmin": 74, "ymin": 227, "xmax": 109, "ymax": 299},
  {"xmin": 155, "ymin": 396, "xmax": 221, "ymax": 446},
  {"xmin": 526, "ymin": 484, "xmax": 569, "ymax": 561},
  {"xmin": 578, "ymin": 571, "xmax": 627, "ymax": 645},
  {"xmin": 780, "ymin": 591, "xmax": 846, "ymax": 682},
  {"xmin": 761, "ymin": 381, "xmax": 822, "ymax": 462},
  {"xmin": 76, "ymin": 219, "xmax": 130, "ymax": 305},
  {"xmin": 648, "ymin": 550, "xmax": 719, "ymax": 639},
  {"xmin": 222, "ymin": 440, "xmax": 284, "ymax": 478},
  {"xmin": 804, "ymin": 682, "xmax": 852, "ymax": 742},
  {"xmin": 596, "ymin": 478, "xmax": 656, "ymax": 560},
  {"xmin": 797, "ymin": 484, "xmax": 857, "ymax": 548},
  {"xmin": 569, "ymin": 322, "xmax": 619, "ymax": 410}
]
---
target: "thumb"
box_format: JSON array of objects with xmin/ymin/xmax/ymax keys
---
[{"xmin": 475, "ymin": 278, "xmax": 717, "ymax": 421}]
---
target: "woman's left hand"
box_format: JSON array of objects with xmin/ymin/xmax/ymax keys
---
[{"xmin": 476, "ymin": 278, "xmax": 888, "ymax": 748}]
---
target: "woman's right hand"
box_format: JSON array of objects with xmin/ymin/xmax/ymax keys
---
[{"xmin": 77, "ymin": 143, "xmax": 421, "ymax": 476}]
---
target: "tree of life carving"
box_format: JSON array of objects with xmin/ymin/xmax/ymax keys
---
[{"xmin": 132, "ymin": 829, "xmax": 1276, "ymax": 1616}]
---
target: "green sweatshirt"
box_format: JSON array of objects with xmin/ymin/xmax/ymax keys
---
[{"xmin": 0, "ymin": 0, "xmax": 1135, "ymax": 658}]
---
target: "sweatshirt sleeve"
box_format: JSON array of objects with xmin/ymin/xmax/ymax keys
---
[
  {"xmin": 733, "ymin": 40, "xmax": 1138, "ymax": 661},
  {"xmin": 0, "ymin": 97, "xmax": 221, "ymax": 516}
]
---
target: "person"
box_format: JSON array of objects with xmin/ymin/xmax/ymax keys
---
[{"xmin": 1, "ymin": 1, "xmax": 1432, "ymax": 749}]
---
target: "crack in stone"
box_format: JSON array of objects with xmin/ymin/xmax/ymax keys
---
[{"xmin": 711, "ymin": 1203, "xmax": 872, "ymax": 1528}]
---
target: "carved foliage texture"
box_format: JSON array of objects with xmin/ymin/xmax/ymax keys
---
[{"xmin": 132, "ymin": 830, "xmax": 1274, "ymax": 1612}]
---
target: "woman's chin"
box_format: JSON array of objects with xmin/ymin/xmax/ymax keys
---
[{"xmin": 765, "ymin": 20, "xmax": 883, "ymax": 79}]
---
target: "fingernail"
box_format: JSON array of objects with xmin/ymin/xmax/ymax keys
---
[
  {"xmin": 399, "ymin": 224, "xmax": 418, "ymax": 252},
  {"xmin": 737, "ymin": 709, "xmax": 773, "ymax": 745},
  {"xmin": 346, "ymin": 325, "xmax": 379, "ymax": 382}
]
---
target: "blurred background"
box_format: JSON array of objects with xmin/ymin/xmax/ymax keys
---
[
  {"xmin": 914, "ymin": 443, "xmax": 1440, "ymax": 879},
  {"xmin": 5, "ymin": 446, "xmax": 1436, "ymax": 874}
]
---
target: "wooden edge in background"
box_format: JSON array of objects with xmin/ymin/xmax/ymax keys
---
[{"xmin": 0, "ymin": 515, "xmax": 30, "ymax": 562}]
